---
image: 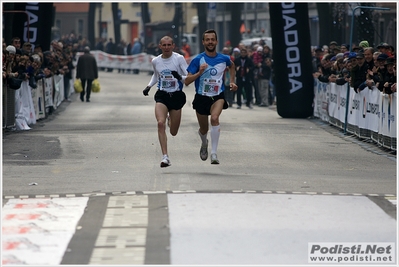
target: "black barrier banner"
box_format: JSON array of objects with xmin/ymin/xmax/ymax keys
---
[
  {"xmin": 4, "ymin": 3, "xmax": 53, "ymax": 52},
  {"xmin": 269, "ymin": 3, "xmax": 314, "ymax": 118}
]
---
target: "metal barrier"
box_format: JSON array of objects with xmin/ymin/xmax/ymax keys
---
[
  {"xmin": 313, "ymin": 79, "xmax": 396, "ymax": 151},
  {"xmin": 3, "ymin": 84, "xmax": 16, "ymax": 129}
]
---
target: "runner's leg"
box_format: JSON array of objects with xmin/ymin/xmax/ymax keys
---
[
  {"xmin": 155, "ymin": 102, "xmax": 169, "ymax": 156},
  {"xmin": 168, "ymin": 109, "xmax": 182, "ymax": 136},
  {"xmin": 209, "ymin": 99, "xmax": 224, "ymax": 154}
]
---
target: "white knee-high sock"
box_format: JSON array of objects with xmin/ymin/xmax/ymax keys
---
[{"xmin": 210, "ymin": 125, "xmax": 220, "ymax": 154}]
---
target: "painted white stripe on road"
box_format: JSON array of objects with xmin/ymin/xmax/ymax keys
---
[
  {"xmin": 167, "ymin": 194, "xmax": 396, "ymax": 265},
  {"xmin": 89, "ymin": 195, "xmax": 148, "ymax": 265},
  {"xmin": 2, "ymin": 197, "xmax": 88, "ymax": 265},
  {"xmin": 89, "ymin": 247, "xmax": 145, "ymax": 265},
  {"xmin": 94, "ymin": 228, "xmax": 146, "ymax": 247}
]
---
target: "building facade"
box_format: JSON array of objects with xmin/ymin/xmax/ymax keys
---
[{"xmin": 53, "ymin": 3, "xmax": 396, "ymax": 52}]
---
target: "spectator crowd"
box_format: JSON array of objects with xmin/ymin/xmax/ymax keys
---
[
  {"xmin": 2, "ymin": 31, "xmax": 396, "ymax": 111},
  {"xmin": 219, "ymin": 38, "xmax": 396, "ymax": 110},
  {"xmin": 312, "ymin": 40, "xmax": 396, "ymax": 96}
]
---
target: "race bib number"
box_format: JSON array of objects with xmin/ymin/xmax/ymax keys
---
[
  {"xmin": 160, "ymin": 75, "xmax": 177, "ymax": 92},
  {"xmin": 202, "ymin": 78, "xmax": 222, "ymax": 96}
]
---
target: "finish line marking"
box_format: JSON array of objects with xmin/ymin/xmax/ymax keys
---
[{"xmin": 3, "ymin": 190, "xmax": 396, "ymax": 199}]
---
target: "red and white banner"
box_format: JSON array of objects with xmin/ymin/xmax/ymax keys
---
[
  {"xmin": 2, "ymin": 197, "xmax": 88, "ymax": 265},
  {"xmin": 76, "ymin": 51, "xmax": 155, "ymax": 72}
]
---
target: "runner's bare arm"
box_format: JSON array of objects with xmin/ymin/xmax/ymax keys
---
[
  {"xmin": 229, "ymin": 61, "xmax": 238, "ymax": 91},
  {"xmin": 184, "ymin": 63, "xmax": 208, "ymax": 86}
]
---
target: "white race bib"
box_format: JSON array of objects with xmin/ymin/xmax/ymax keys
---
[
  {"xmin": 202, "ymin": 78, "xmax": 222, "ymax": 96},
  {"xmin": 160, "ymin": 75, "xmax": 177, "ymax": 92}
]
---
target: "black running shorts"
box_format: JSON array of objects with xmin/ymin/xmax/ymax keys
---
[
  {"xmin": 154, "ymin": 90, "xmax": 186, "ymax": 111},
  {"xmin": 192, "ymin": 92, "xmax": 228, "ymax": 115}
]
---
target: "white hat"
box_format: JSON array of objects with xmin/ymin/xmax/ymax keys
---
[
  {"xmin": 257, "ymin": 46, "xmax": 263, "ymax": 52},
  {"xmin": 336, "ymin": 53, "xmax": 344, "ymax": 59},
  {"xmin": 233, "ymin": 47, "xmax": 240, "ymax": 53},
  {"xmin": 6, "ymin": 45, "xmax": 16, "ymax": 54},
  {"xmin": 32, "ymin": 54, "xmax": 41, "ymax": 63}
]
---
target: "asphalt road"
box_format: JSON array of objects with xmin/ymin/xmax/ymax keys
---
[
  {"xmin": 2, "ymin": 70, "xmax": 397, "ymax": 266},
  {"xmin": 3, "ymin": 70, "xmax": 396, "ymax": 196}
]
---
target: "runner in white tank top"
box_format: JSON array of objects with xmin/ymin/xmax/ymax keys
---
[{"xmin": 143, "ymin": 36, "xmax": 188, "ymax": 168}]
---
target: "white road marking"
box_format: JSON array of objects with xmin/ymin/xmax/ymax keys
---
[
  {"xmin": 2, "ymin": 197, "xmax": 88, "ymax": 265},
  {"xmin": 88, "ymin": 195, "xmax": 148, "ymax": 265},
  {"xmin": 167, "ymin": 194, "xmax": 396, "ymax": 265}
]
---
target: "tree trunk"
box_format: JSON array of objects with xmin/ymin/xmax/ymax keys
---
[
  {"xmin": 141, "ymin": 3, "xmax": 151, "ymax": 48},
  {"xmin": 88, "ymin": 3, "xmax": 96, "ymax": 49},
  {"xmin": 112, "ymin": 3, "xmax": 121, "ymax": 44},
  {"xmin": 229, "ymin": 3, "xmax": 243, "ymax": 49},
  {"xmin": 197, "ymin": 3, "xmax": 208, "ymax": 53},
  {"xmin": 317, "ymin": 3, "xmax": 333, "ymax": 47},
  {"xmin": 173, "ymin": 3, "xmax": 183, "ymax": 48}
]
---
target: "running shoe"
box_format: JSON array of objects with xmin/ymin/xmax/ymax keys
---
[
  {"xmin": 211, "ymin": 153, "xmax": 219, "ymax": 164},
  {"xmin": 160, "ymin": 156, "xmax": 171, "ymax": 168},
  {"xmin": 200, "ymin": 139, "xmax": 208, "ymax": 161}
]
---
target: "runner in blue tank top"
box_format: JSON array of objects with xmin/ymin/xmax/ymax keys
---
[{"xmin": 185, "ymin": 29, "xmax": 238, "ymax": 164}]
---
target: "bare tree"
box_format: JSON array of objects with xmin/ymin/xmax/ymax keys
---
[
  {"xmin": 197, "ymin": 3, "xmax": 207, "ymax": 53},
  {"xmin": 317, "ymin": 3, "xmax": 334, "ymax": 47},
  {"xmin": 112, "ymin": 3, "xmax": 121, "ymax": 44},
  {"xmin": 88, "ymin": 3, "xmax": 96, "ymax": 48},
  {"xmin": 141, "ymin": 3, "xmax": 151, "ymax": 48},
  {"xmin": 229, "ymin": 3, "xmax": 243, "ymax": 49},
  {"xmin": 173, "ymin": 3, "xmax": 183, "ymax": 48}
]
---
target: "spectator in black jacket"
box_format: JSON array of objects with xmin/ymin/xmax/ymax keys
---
[
  {"xmin": 257, "ymin": 57, "xmax": 272, "ymax": 106},
  {"xmin": 314, "ymin": 53, "xmax": 335, "ymax": 83},
  {"xmin": 234, "ymin": 48, "xmax": 255, "ymax": 109},
  {"xmin": 105, "ymin": 38, "xmax": 116, "ymax": 72},
  {"xmin": 363, "ymin": 47, "xmax": 375, "ymax": 72},
  {"xmin": 76, "ymin": 46, "xmax": 98, "ymax": 102},
  {"xmin": 368, "ymin": 53, "xmax": 389, "ymax": 88},
  {"xmin": 377, "ymin": 58, "xmax": 396, "ymax": 94},
  {"xmin": 351, "ymin": 52, "xmax": 369, "ymax": 93}
]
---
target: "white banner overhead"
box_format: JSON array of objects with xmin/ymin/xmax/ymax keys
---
[{"xmin": 76, "ymin": 51, "xmax": 155, "ymax": 72}]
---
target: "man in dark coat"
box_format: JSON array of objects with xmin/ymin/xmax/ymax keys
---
[
  {"xmin": 234, "ymin": 48, "xmax": 255, "ymax": 109},
  {"xmin": 76, "ymin": 46, "xmax": 98, "ymax": 102}
]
